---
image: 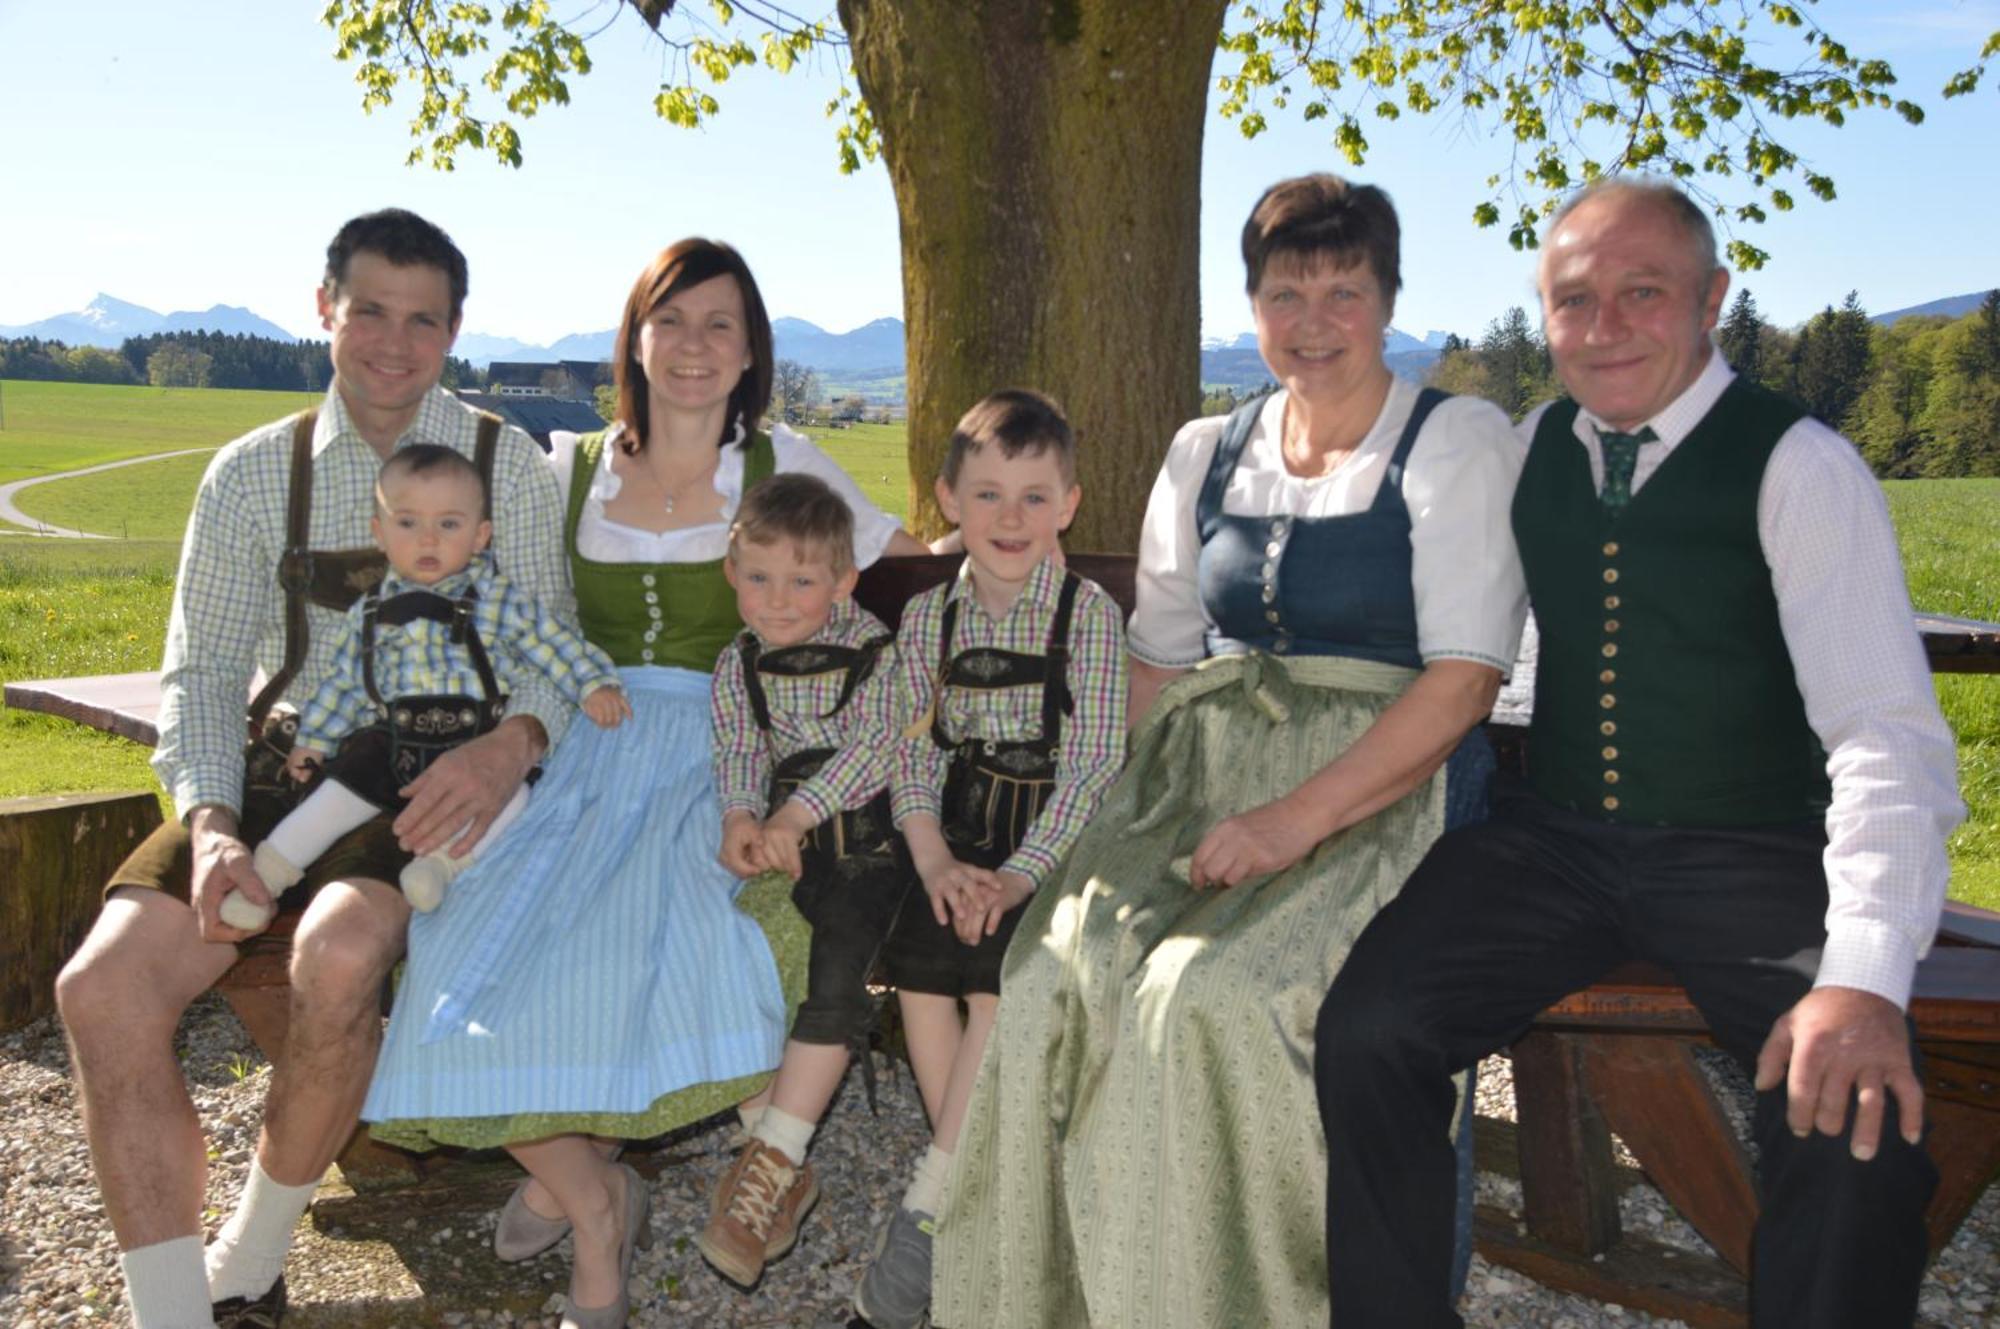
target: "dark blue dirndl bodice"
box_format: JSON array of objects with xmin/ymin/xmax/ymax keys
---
[{"xmin": 1193, "ymin": 389, "xmax": 1494, "ymax": 829}]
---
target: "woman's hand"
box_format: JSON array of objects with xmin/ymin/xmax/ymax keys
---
[
  {"xmin": 1189, "ymin": 794, "xmax": 1326, "ymax": 890},
  {"xmin": 718, "ymin": 809, "xmax": 766, "ymax": 878}
]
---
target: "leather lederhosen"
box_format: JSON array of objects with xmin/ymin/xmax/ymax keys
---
[
  {"xmin": 930, "ymin": 570, "xmax": 1081, "ymax": 868},
  {"xmin": 739, "ymin": 629, "xmax": 912, "ymax": 1099},
  {"xmin": 740, "ymin": 630, "xmax": 898, "ymax": 870}
]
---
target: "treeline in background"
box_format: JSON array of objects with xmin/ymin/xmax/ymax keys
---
[
  {"xmin": 0, "ymin": 331, "xmax": 475, "ymax": 394},
  {"xmin": 1426, "ymin": 289, "xmax": 2000, "ymax": 479}
]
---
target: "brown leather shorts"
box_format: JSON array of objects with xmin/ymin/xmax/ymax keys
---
[{"xmin": 107, "ymin": 786, "xmax": 411, "ymax": 961}]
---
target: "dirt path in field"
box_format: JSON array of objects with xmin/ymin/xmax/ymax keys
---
[{"xmin": 0, "ymin": 447, "xmax": 215, "ymax": 538}]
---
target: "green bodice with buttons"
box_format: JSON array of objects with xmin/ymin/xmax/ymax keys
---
[
  {"xmin": 564, "ymin": 431, "xmax": 774, "ymax": 671},
  {"xmin": 1512, "ymin": 380, "xmax": 1830, "ymax": 825}
]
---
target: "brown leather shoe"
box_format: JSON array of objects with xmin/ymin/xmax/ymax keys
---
[{"xmin": 695, "ymin": 1140, "xmax": 820, "ymax": 1288}]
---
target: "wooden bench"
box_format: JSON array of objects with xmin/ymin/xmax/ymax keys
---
[{"xmin": 9, "ymin": 559, "xmax": 2000, "ymax": 1254}]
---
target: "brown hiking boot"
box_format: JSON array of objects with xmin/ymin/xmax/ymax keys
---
[{"xmin": 696, "ymin": 1140, "xmax": 820, "ymax": 1288}]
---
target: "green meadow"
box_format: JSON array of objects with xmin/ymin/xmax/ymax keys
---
[{"xmin": 2, "ymin": 382, "xmax": 1996, "ymax": 908}]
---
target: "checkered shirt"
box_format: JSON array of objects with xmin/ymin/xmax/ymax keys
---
[
  {"xmin": 153, "ymin": 384, "xmax": 572, "ymax": 819},
  {"xmin": 891, "ymin": 557, "xmax": 1128, "ymax": 886}
]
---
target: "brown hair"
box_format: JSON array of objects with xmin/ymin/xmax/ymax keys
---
[
  {"xmin": 611, "ymin": 238, "xmax": 774, "ymax": 454},
  {"xmin": 940, "ymin": 388, "xmax": 1076, "ymax": 488},
  {"xmin": 1241, "ymin": 174, "xmax": 1402, "ymax": 306},
  {"xmin": 324, "ymin": 208, "xmax": 470, "ymax": 323},
  {"xmin": 729, "ymin": 472, "xmax": 857, "ymax": 574},
  {"xmin": 375, "ymin": 443, "xmax": 485, "ymax": 514}
]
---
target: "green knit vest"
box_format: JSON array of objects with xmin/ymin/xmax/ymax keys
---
[
  {"xmin": 563, "ymin": 431, "xmax": 774, "ymax": 671},
  {"xmin": 1512, "ymin": 380, "xmax": 1830, "ymax": 825}
]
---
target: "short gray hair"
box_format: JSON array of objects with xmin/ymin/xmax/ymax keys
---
[{"xmin": 1546, "ymin": 177, "xmax": 1719, "ymax": 275}]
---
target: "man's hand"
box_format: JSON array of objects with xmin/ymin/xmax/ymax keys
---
[
  {"xmin": 1754, "ymin": 984, "xmax": 1924, "ymax": 1161},
  {"xmin": 189, "ymin": 806, "xmax": 269, "ymax": 944},
  {"xmin": 1189, "ymin": 793, "xmax": 1325, "ymax": 890},
  {"xmin": 754, "ymin": 801, "xmax": 818, "ymax": 881},
  {"xmin": 718, "ymin": 809, "xmax": 766, "ymax": 878},
  {"xmin": 284, "ymin": 746, "xmax": 323, "ymax": 783},
  {"xmin": 581, "ymin": 685, "xmax": 632, "ymax": 729},
  {"xmin": 395, "ymin": 717, "xmax": 544, "ymax": 856}
]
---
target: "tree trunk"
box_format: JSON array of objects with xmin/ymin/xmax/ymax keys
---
[{"xmin": 839, "ymin": 0, "xmax": 1229, "ymax": 552}]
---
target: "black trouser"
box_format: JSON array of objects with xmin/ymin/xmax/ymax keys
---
[{"xmin": 1313, "ymin": 779, "xmax": 1937, "ymax": 1328}]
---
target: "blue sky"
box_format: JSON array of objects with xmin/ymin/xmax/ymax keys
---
[{"xmin": 2, "ymin": 1, "xmax": 1995, "ymax": 348}]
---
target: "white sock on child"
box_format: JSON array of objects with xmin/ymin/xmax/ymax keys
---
[
  {"xmin": 737, "ymin": 1103, "xmax": 766, "ymax": 1138},
  {"xmin": 203, "ymin": 1160, "xmax": 317, "ymax": 1303},
  {"xmin": 901, "ymin": 1143, "xmax": 952, "ymax": 1216},
  {"xmin": 262, "ymin": 780, "xmax": 380, "ymax": 877},
  {"xmin": 400, "ymin": 784, "xmax": 532, "ymax": 912},
  {"xmin": 751, "ymin": 1105, "xmax": 817, "ymax": 1166},
  {"xmin": 121, "ymin": 1235, "xmax": 216, "ymax": 1329}
]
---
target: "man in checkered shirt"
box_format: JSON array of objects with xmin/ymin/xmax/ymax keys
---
[{"xmin": 55, "ymin": 210, "xmax": 574, "ymax": 1329}]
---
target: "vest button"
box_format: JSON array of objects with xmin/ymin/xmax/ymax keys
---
[
  {"xmin": 1265, "ymin": 540, "xmax": 1284, "ymax": 558},
  {"xmin": 642, "ymin": 573, "xmax": 656, "ymax": 587},
  {"xmin": 1266, "ymin": 609, "xmax": 1281, "ymax": 624},
  {"xmin": 1269, "ymin": 520, "xmax": 1287, "ymax": 538},
  {"xmin": 1605, "ymin": 619, "xmax": 1620, "ymax": 632},
  {"xmin": 1601, "ymin": 746, "xmax": 1618, "ymax": 760},
  {"xmin": 1603, "ymin": 795, "xmax": 1620, "ymax": 811},
  {"xmin": 1261, "ymin": 561, "xmax": 1277, "ymax": 580},
  {"xmin": 1272, "ymin": 637, "xmax": 1291, "ymax": 654},
  {"xmin": 1604, "ymin": 595, "xmax": 1621, "ymax": 610},
  {"xmin": 644, "ymin": 591, "xmax": 659, "ymax": 604},
  {"xmin": 1604, "ymin": 769, "xmax": 1620, "ymax": 784},
  {"xmin": 1602, "ymin": 643, "xmax": 1618, "ymax": 658},
  {"xmin": 1602, "ymin": 541, "xmax": 1619, "ymax": 557},
  {"xmin": 1602, "ymin": 569, "xmax": 1620, "ymax": 584},
  {"xmin": 1599, "ymin": 669, "xmax": 1615, "ymax": 684},
  {"xmin": 641, "ymin": 649, "xmax": 655, "ymax": 662},
  {"xmin": 1600, "ymin": 694, "xmax": 1616, "ymax": 709},
  {"xmin": 1261, "ymin": 585, "xmax": 1276, "ymax": 604},
  {"xmin": 1601, "ymin": 720, "xmax": 1616, "ymax": 736}
]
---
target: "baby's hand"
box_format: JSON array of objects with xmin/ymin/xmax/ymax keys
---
[
  {"xmin": 718, "ymin": 809, "xmax": 765, "ymax": 878},
  {"xmin": 283, "ymin": 747, "xmax": 322, "ymax": 782},
  {"xmin": 582, "ymin": 684, "xmax": 631, "ymax": 728}
]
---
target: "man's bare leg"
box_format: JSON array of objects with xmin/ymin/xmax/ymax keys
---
[
  {"xmin": 57, "ymin": 889, "xmax": 241, "ymax": 1327},
  {"xmin": 204, "ymin": 877, "xmax": 410, "ymax": 1303},
  {"xmin": 57, "ymin": 890, "xmax": 241, "ymax": 1247}
]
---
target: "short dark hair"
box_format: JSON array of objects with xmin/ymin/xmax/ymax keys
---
[
  {"xmin": 612, "ymin": 238, "xmax": 775, "ymax": 455},
  {"xmin": 940, "ymin": 389, "xmax": 1076, "ymax": 489},
  {"xmin": 730, "ymin": 473, "xmax": 857, "ymax": 574},
  {"xmin": 1241, "ymin": 174, "xmax": 1402, "ymax": 306},
  {"xmin": 324, "ymin": 209, "xmax": 470, "ymax": 322},
  {"xmin": 376, "ymin": 443, "xmax": 486, "ymax": 514}
]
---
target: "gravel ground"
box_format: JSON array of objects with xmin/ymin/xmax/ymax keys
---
[{"xmin": 3, "ymin": 996, "xmax": 1994, "ymax": 1327}]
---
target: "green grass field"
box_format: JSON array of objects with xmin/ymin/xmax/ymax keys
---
[
  {"xmin": 0, "ymin": 379, "xmax": 318, "ymax": 485},
  {"xmin": 3, "ymin": 382, "xmax": 1996, "ymax": 908}
]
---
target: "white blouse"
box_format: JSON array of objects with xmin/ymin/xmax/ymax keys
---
[
  {"xmin": 1127, "ymin": 380, "xmax": 1529, "ymax": 673},
  {"xmin": 545, "ymin": 420, "xmax": 902, "ymax": 568}
]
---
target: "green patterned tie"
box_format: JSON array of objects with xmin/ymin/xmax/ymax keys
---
[{"xmin": 1597, "ymin": 426, "xmax": 1657, "ymax": 513}]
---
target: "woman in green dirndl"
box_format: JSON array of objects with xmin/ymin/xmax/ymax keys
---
[{"xmin": 930, "ymin": 176, "xmax": 1530, "ymax": 1327}]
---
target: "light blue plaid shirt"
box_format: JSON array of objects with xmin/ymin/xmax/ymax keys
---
[
  {"xmin": 293, "ymin": 556, "xmax": 618, "ymax": 756},
  {"xmin": 153, "ymin": 385, "xmax": 573, "ymax": 819}
]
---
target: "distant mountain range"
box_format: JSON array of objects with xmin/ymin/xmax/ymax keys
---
[
  {"xmin": 0, "ymin": 293, "xmax": 297, "ymax": 346},
  {"xmin": 13, "ymin": 289, "xmax": 1990, "ymax": 398}
]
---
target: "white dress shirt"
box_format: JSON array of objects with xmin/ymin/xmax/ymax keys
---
[{"xmin": 1521, "ymin": 349, "xmax": 1965, "ymax": 1009}]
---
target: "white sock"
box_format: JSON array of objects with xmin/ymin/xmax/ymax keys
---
[
  {"xmin": 736, "ymin": 1103, "xmax": 766, "ymax": 1137},
  {"xmin": 751, "ymin": 1105, "xmax": 817, "ymax": 1166},
  {"xmin": 901, "ymin": 1144, "xmax": 951, "ymax": 1215},
  {"xmin": 203, "ymin": 1160, "xmax": 317, "ymax": 1302},
  {"xmin": 121, "ymin": 1235, "xmax": 216, "ymax": 1329},
  {"xmin": 263, "ymin": 780, "xmax": 380, "ymax": 871},
  {"xmin": 464, "ymin": 783, "xmax": 531, "ymax": 858}
]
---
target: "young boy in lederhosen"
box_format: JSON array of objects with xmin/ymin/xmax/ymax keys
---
[
  {"xmin": 221, "ymin": 444, "xmax": 628, "ymax": 929},
  {"xmin": 699, "ymin": 471, "xmax": 915, "ymax": 1290},
  {"xmin": 853, "ymin": 389, "xmax": 1128, "ymax": 1329}
]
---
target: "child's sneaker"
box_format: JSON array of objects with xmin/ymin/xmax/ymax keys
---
[
  {"xmin": 853, "ymin": 1205, "xmax": 934, "ymax": 1329},
  {"xmin": 695, "ymin": 1140, "xmax": 818, "ymax": 1288}
]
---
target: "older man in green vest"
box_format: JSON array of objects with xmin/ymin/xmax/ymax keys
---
[{"xmin": 1315, "ymin": 178, "xmax": 1964, "ymax": 1327}]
